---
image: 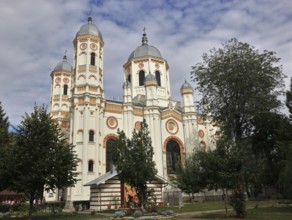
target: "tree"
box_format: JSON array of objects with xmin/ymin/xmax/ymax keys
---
[
  {"xmin": 0, "ymin": 102, "xmax": 9, "ymax": 148},
  {"xmin": 287, "ymin": 77, "xmax": 292, "ymax": 120},
  {"xmin": 112, "ymin": 120, "xmax": 157, "ymax": 206},
  {"xmin": 0, "ymin": 102, "xmax": 11, "ymax": 191},
  {"xmin": 172, "ymin": 153, "xmax": 206, "ymax": 202},
  {"xmin": 201, "ymin": 137, "xmax": 244, "ymax": 217},
  {"xmin": 191, "ymin": 38, "xmax": 285, "ymax": 142},
  {"xmin": 2, "ymin": 105, "xmax": 78, "ymax": 219}
]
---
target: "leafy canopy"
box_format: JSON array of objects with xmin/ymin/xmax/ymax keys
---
[
  {"xmin": 192, "ymin": 38, "xmax": 285, "ymax": 141},
  {"xmin": 172, "ymin": 153, "xmax": 206, "ymax": 198}
]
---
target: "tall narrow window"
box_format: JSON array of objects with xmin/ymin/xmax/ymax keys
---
[
  {"xmin": 63, "ymin": 84, "xmax": 68, "ymax": 95},
  {"xmin": 88, "ymin": 160, "xmax": 94, "ymax": 172},
  {"xmin": 89, "ymin": 130, "xmax": 94, "ymax": 142},
  {"xmin": 139, "ymin": 70, "xmax": 145, "ymax": 86},
  {"xmin": 90, "ymin": 53, "xmax": 96, "ymax": 66},
  {"xmin": 155, "ymin": 71, "xmax": 161, "ymax": 86},
  {"xmin": 127, "ymin": 74, "xmax": 131, "ymax": 83},
  {"xmin": 166, "ymin": 140, "xmax": 181, "ymax": 174},
  {"xmin": 106, "ymin": 138, "xmax": 115, "ymax": 172}
]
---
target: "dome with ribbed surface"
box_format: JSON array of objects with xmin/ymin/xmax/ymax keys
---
[
  {"xmin": 76, "ymin": 17, "xmax": 103, "ymax": 40},
  {"xmin": 54, "ymin": 55, "xmax": 72, "ymax": 72},
  {"xmin": 180, "ymin": 80, "xmax": 193, "ymax": 92},
  {"xmin": 145, "ymin": 73, "xmax": 157, "ymax": 82},
  {"xmin": 128, "ymin": 31, "xmax": 162, "ymax": 61}
]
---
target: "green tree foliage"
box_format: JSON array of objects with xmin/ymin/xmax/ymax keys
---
[
  {"xmin": 174, "ymin": 137, "xmax": 244, "ymax": 217},
  {"xmin": 287, "ymin": 77, "xmax": 292, "ymax": 120},
  {"xmin": 0, "ymin": 102, "xmax": 11, "ymax": 191},
  {"xmin": 2, "ymin": 105, "xmax": 78, "ymax": 219},
  {"xmin": 252, "ymin": 112, "xmax": 292, "ymax": 197},
  {"xmin": 0, "ymin": 102, "xmax": 9, "ymax": 148},
  {"xmin": 173, "ymin": 153, "xmax": 206, "ymax": 201},
  {"xmin": 201, "ymin": 137, "xmax": 243, "ymax": 217},
  {"xmin": 112, "ymin": 120, "xmax": 157, "ymax": 206},
  {"xmin": 191, "ymin": 38, "xmax": 285, "ymax": 141}
]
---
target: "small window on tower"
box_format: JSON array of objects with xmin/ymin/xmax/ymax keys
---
[
  {"xmin": 139, "ymin": 70, "xmax": 145, "ymax": 86},
  {"xmin": 89, "ymin": 130, "xmax": 95, "ymax": 142},
  {"xmin": 63, "ymin": 85, "xmax": 68, "ymax": 95},
  {"xmin": 155, "ymin": 71, "xmax": 161, "ymax": 86},
  {"xmin": 90, "ymin": 53, "xmax": 96, "ymax": 66},
  {"xmin": 127, "ymin": 74, "xmax": 131, "ymax": 83},
  {"xmin": 88, "ymin": 160, "xmax": 94, "ymax": 172}
]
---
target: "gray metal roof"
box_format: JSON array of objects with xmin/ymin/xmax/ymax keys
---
[
  {"xmin": 180, "ymin": 80, "xmax": 193, "ymax": 91},
  {"xmin": 84, "ymin": 170, "xmax": 118, "ymax": 186},
  {"xmin": 54, "ymin": 55, "xmax": 73, "ymax": 72},
  {"xmin": 128, "ymin": 32, "xmax": 162, "ymax": 61},
  {"xmin": 145, "ymin": 73, "xmax": 157, "ymax": 82},
  {"xmin": 76, "ymin": 17, "xmax": 103, "ymax": 40},
  {"xmin": 84, "ymin": 170, "xmax": 168, "ymax": 186}
]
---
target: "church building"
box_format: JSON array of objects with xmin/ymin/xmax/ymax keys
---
[{"xmin": 48, "ymin": 17, "xmax": 219, "ymax": 207}]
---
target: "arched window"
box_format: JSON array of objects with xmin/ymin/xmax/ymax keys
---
[
  {"xmin": 88, "ymin": 160, "xmax": 94, "ymax": 172},
  {"xmin": 155, "ymin": 71, "xmax": 161, "ymax": 86},
  {"xmin": 63, "ymin": 84, "xmax": 68, "ymax": 95},
  {"xmin": 127, "ymin": 74, "xmax": 131, "ymax": 83},
  {"xmin": 89, "ymin": 130, "xmax": 94, "ymax": 142},
  {"xmin": 90, "ymin": 53, "xmax": 96, "ymax": 66},
  {"xmin": 106, "ymin": 138, "xmax": 115, "ymax": 172},
  {"xmin": 139, "ymin": 70, "xmax": 145, "ymax": 86},
  {"xmin": 166, "ymin": 140, "xmax": 181, "ymax": 174}
]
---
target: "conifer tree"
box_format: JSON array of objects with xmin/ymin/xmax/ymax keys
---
[
  {"xmin": 286, "ymin": 77, "xmax": 292, "ymax": 120},
  {"xmin": 112, "ymin": 120, "xmax": 157, "ymax": 206},
  {"xmin": 3, "ymin": 105, "xmax": 78, "ymax": 219},
  {"xmin": 0, "ymin": 102, "xmax": 9, "ymax": 148}
]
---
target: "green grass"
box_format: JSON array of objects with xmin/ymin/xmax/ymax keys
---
[
  {"xmin": 0, "ymin": 200, "xmax": 291, "ymax": 219},
  {"xmin": 191, "ymin": 206, "xmax": 292, "ymax": 220},
  {"xmin": 0, "ymin": 212, "xmax": 109, "ymax": 220}
]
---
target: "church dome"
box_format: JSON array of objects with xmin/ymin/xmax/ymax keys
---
[
  {"xmin": 145, "ymin": 73, "xmax": 157, "ymax": 82},
  {"xmin": 76, "ymin": 17, "xmax": 103, "ymax": 40},
  {"xmin": 180, "ymin": 80, "xmax": 193, "ymax": 94},
  {"xmin": 54, "ymin": 55, "xmax": 73, "ymax": 72},
  {"xmin": 128, "ymin": 31, "xmax": 162, "ymax": 61}
]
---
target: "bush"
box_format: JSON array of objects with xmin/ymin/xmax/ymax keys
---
[
  {"xmin": 0, "ymin": 204, "xmax": 10, "ymax": 213},
  {"xmin": 133, "ymin": 210, "xmax": 143, "ymax": 218},
  {"xmin": 229, "ymin": 189, "xmax": 247, "ymax": 218},
  {"xmin": 72, "ymin": 200, "xmax": 90, "ymax": 211},
  {"xmin": 11, "ymin": 203, "xmax": 29, "ymax": 212},
  {"xmin": 46, "ymin": 202, "xmax": 65, "ymax": 214},
  {"xmin": 113, "ymin": 210, "xmax": 126, "ymax": 218}
]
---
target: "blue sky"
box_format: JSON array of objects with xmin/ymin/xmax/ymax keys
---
[{"xmin": 0, "ymin": 0, "xmax": 292, "ymax": 127}]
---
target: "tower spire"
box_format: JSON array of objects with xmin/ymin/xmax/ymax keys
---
[
  {"xmin": 63, "ymin": 50, "xmax": 67, "ymax": 61},
  {"xmin": 142, "ymin": 27, "xmax": 148, "ymax": 45}
]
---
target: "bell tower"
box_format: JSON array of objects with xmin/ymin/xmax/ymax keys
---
[{"xmin": 67, "ymin": 16, "xmax": 105, "ymax": 203}]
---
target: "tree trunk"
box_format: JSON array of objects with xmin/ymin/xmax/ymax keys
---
[
  {"xmin": 223, "ymin": 188, "xmax": 228, "ymax": 217},
  {"xmin": 28, "ymin": 196, "xmax": 34, "ymax": 220}
]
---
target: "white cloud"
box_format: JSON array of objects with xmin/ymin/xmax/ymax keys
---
[{"xmin": 0, "ymin": 0, "xmax": 291, "ymax": 126}]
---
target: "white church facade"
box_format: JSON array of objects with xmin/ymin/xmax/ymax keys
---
[{"xmin": 48, "ymin": 17, "xmax": 219, "ymax": 207}]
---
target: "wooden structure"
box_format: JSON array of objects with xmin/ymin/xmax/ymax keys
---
[
  {"xmin": 0, "ymin": 190, "xmax": 24, "ymax": 203},
  {"xmin": 85, "ymin": 170, "xmax": 168, "ymax": 210}
]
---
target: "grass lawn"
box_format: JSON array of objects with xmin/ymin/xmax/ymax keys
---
[
  {"xmin": 0, "ymin": 200, "xmax": 291, "ymax": 219},
  {"xmin": 172, "ymin": 200, "xmax": 292, "ymax": 219},
  {"xmin": 188, "ymin": 206, "xmax": 292, "ymax": 220}
]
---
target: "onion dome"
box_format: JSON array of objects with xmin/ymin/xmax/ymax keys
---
[
  {"xmin": 54, "ymin": 55, "xmax": 73, "ymax": 72},
  {"xmin": 180, "ymin": 80, "xmax": 193, "ymax": 94},
  {"xmin": 144, "ymin": 73, "xmax": 157, "ymax": 86},
  {"xmin": 128, "ymin": 30, "xmax": 162, "ymax": 61},
  {"xmin": 76, "ymin": 17, "xmax": 103, "ymax": 40}
]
